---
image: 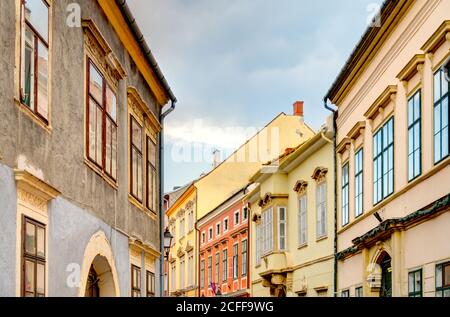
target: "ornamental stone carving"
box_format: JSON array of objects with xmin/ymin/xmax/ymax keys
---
[
  {"xmin": 311, "ymin": 167, "xmax": 328, "ymax": 184},
  {"xmin": 293, "ymin": 180, "xmax": 308, "ymax": 195}
]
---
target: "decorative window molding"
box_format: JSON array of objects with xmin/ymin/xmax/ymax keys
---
[
  {"xmin": 127, "ymin": 87, "xmax": 161, "ymax": 140},
  {"xmin": 396, "ymin": 54, "xmax": 425, "ymax": 83},
  {"xmin": 311, "ymin": 167, "xmax": 328, "ymax": 184},
  {"xmin": 336, "ymin": 137, "xmax": 351, "ymax": 155},
  {"xmin": 258, "ymin": 193, "xmax": 288, "ymax": 208},
  {"xmin": 293, "ymin": 180, "xmax": 308, "ymax": 196},
  {"xmin": 347, "ymin": 121, "xmax": 366, "ymax": 141},
  {"xmin": 176, "ymin": 246, "xmax": 185, "ymax": 258},
  {"xmin": 364, "ymin": 85, "xmax": 397, "ymax": 120},
  {"xmin": 421, "ymin": 20, "xmax": 450, "ymax": 54},
  {"xmin": 15, "ymin": 170, "xmax": 60, "ymax": 206},
  {"xmin": 82, "ymin": 19, "xmax": 125, "ymax": 89}
]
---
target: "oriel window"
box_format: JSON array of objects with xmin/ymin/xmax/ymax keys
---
[{"xmin": 21, "ymin": 0, "xmax": 50, "ymax": 123}]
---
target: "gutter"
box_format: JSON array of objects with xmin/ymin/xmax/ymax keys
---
[
  {"xmin": 323, "ymin": 98, "xmax": 338, "ymax": 297},
  {"xmin": 116, "ymin": 0, "xmax": 177, "ymax": 103},
  {"xmin": 158, "ymin": 100, "xmax": 176, "ymax": 296}
]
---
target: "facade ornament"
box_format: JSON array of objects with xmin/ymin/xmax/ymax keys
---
[
  {"xmin": 311, "ymin": 167, "xmax": 328, "ymax": 184},
  {"xmin": 293, "ymin": 180, "xmax": 308, "ymax": 195},
  {"xmin": 258, "ymin": 193, "xmax": 273, "ymax": 208}
]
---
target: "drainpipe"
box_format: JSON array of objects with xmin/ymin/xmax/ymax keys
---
[
  {"xmin": 159, "ymin": 100, "xmax": 176, "ymax": 297},
  {"xmin": 324, "ymin": 97, "xmax": 338, "ymax": 297}
]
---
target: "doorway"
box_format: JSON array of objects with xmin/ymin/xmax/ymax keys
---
[{"xmin": 379, "ymin": 253, "xmax": 392, "ymax": 297}]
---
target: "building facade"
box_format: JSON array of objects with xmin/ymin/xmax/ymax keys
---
[
  {"xmin": 326, "ymin": 0, "xmax": 450, "ymax": 297},
  {"xmin": 165, "ymin": 184, "xmax": 198, "ymax": 297},
  {"xmin": 248, "ymin": 116, "xmax": 335, "ymax": 297},
  {"xmin": 0, "ymin": 0, "xmax": 175, "ymax": 297},
  {"xmin": 198, "ymin": 186, "xmax": 252, "ymax": 297}
]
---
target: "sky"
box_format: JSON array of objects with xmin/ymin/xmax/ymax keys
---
[{"xmin": 127, "ymin": 0, "xmax": 383, "ymax": 192}]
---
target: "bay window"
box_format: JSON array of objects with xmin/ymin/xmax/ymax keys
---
[
  {"xmin": 21, "ymin": 0, "xmax": 50, "ymax": 122},
  {"xmin": 87, "ymin": 60, "xmax": 118, "ymax": 180},
  {"xmin": 373, "ymin": 117, "xmax": 394, "ymax": 205}
]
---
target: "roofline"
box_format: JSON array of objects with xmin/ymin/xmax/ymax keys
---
[
  {"xmin": 116, "ymin": 0, "xmax": 177, "ymax": 103},
  {"xmin": 324, "ymin": 0, "xmax": 412, "ymax": 104}
]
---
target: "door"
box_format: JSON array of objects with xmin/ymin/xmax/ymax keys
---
[{"xmin": 380, "ymin": 256, "xmax": 392, "ymax": 297}]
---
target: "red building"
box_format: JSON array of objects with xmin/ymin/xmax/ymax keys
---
[{"xmin": 197, "ymin": 186, "xmax": 252, "ymax": 297}]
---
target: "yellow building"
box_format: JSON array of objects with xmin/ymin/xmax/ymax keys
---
[
  {"xmin": 247, "ymin": 119, "xmax": 335, "ymax": 297},
  {"xmin": 166, "ymin": 184, "xmax": 198, "ymax": 297},
  {"xmin": 166, "ymin": 104, "xmax": 315, "ymax": 296},
  {"xmin": 325, "ymin": 0, "xmax": 450, "ymax": 297}
]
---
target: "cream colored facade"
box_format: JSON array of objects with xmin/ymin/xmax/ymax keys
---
[
  {"xmin": 327, "ymin": 0, "xmax": 450, "ymax": 297},
  {"xmin": 248, "ymin": 124, "xmax": 335, "ymax": 297},
  {"xmin": 166, "ymin": 185, "xmax": 198, "ymax": 297}
]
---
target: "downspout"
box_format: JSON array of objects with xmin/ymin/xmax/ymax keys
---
[
  {"xmin": 159, "ymin": 100, "xmax": 176, "ymax": 297},
  {"xmin": 324, "ymin": 97, "xmax": 338, "ymax": 297}
]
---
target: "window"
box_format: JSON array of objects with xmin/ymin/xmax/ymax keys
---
[
  {"xmin": 131, "ymin": 265, "xmax": 141, "ymax": 297},
  {"xmin": 170, "ymin": 224, "xmax": 176, "ymax": 245},
  {"xmin": 355, "ymin": 149, "xmax": 364, "ymax": 217},
  {"xmin": 408, "ymin": 90, "xmax": 422, "ymax": 181},
  {"xmin": 234, "ymin": 210, "xmax": 240, "ymax": 226},
  {"xmin": 171, "ymin": 264, "xmax": 176, "ymax": 291},
  {"xmin": 187, "ymin": 251, "xmax": 193, "ymax": 287},
  {"xmin": 201, "ymin": 232, "xmax": 206, "ymax": 244},
  {"xmin": 298, "ymin": 195, "xmax": 307, "ymax": 246},
  {"xmin": 146, "ymin": 137, "xmax": 157, "ymax": 211},
  {"xmin": 215, "ymin": 252, "xmax": 220, "ymax": 283},
  {"xmin": 216, "ymin": 223, "xmax": 221, "ymax": 236},
  {"xmin": 355, "ymin": 287, "xmax": 363, "ymax": 297},
  {"xmin": 436, "ymin": 262, "xmax": 450, "ymax": 297},
  {"xmin": 243, "ymin": 207, "xmax": 248, "ymax": 221},
  {"xmin": 278, "ymin": 207, "xmax": 287, "ymax": 250},
  {"xmin": 341, "ymin": 163, "xmax": 349, "ymax": 226},
  {"xmin": 261, "ymin": 208, "xmax": 273, "ymax": 255},
  {"xmin": 179, "ymin": 217, "xmax": 185, "ymax": 238},
  {"xmin": 200, "ymin": 260, "xmax": 205, "ymax": 289},
  {"xmin": 87, "ymin": 61, "xmax": 118, "ymax": 180},
  {"xmin": 373, "ymin": 117, "xmax": 394, "ymax": 205},
  {"xmin": 208, "ymin": 227, "xmax": 213, "ymax": 240},
  {"xmin": 21, "ymin": 0, "xmax": 50, "ymax": 122},
  {"xmin": 341, "ymin": 290, "xmax": 350, "ymax": 297},
  {"xmin": 207, "ymin": 256, "xmax": 212, "ymax": 288},
  {"xmin": 146, "ymin": 271, "xmax": 155, "ymax": 297},
  {"xmin": 222, "ymin": 249, "xmax": 228, "ymax": 282},
  {"xmin": 316, "ymin": 182, "xmax": 327, "ymax": 238},
  {"xmin": 188, "ymin": 210, "xmax": 194, "ymax": 232},
  {"xmin": 130, "ymin": 116, "xmax": 143, "ymax": 201},
  {"xmin": 22, "ymin": 217, "xmax": 46, "ymax": 297},
  {"xmin": 180, "ymin": 256, "xmax": 185, "ymax": 290},
  {"xmin": 434, "ymin": 68, "xmax": 449, "ymax": 164},
  {"xmin": 255, "ymin": 223, "xmax": 261, "ymax": 266},
  {"xmin": 223, "ymin": 218, "xmax": 229, "ymax": 232},
  {"xmin": 233, "ymin": 244, "xmax": 239, "ymax": 280},
  {"xmin": 242, "ymin": 239, "xmax": 247, "ymax": 276},
  {"xmin": 408, "ymin": 269, "xmax": 422, "ymax": 297}
]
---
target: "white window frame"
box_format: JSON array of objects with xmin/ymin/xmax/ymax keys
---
[
  {"xmin": 316, "ymin": 182, "xmax": 327, "ymax": 239},
  {"xmin": 234, "ymin": 210, "xmax": 240, "ymax": 226},
  {"xmin": 216, "ymin": 222, "xmax": 221, "ymax": 237},
  {"xmin": 262, "ymin": 207, "xmax": 273, "ymax": 255},
  {"xmin": 223, "ymin": 217, "xmax": 229, "ymax": 232},
  {"xmin": 298, "ymin": 195, "xmax": 307, "ymax": 246},
  {"xmin": 208, "ymin": 227, "xmax": 213, "ymax": 241},
  {"xmin": 201, "ymin": 232, "xmax": 206, "ymax": 244},
  {"xmin": 278, "ymin": 206, "xmax": 287, "ymax": 251}
]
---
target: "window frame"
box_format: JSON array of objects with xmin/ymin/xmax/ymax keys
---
[
  {"xmin": 298, "ymin": 195, "xmax": 307, "ymax": 246},
  {"xmin": 207, "ymin": 255, "xmax": 212, "ymax": 289},
  {"xmin": 223, "ymin": 217, "xmax": 229, "ymax": 232},
  {"xmin": 408, "ymin": 89, "xmax": 422, "ymax": 182},
  {"xmin": 180, "ymin": 255, "xmax": 185, "ymax": 290},
  {"xmin": 341, "ymin": 163, "xmax": 350, "ymax": 226},
  {"xmin": 316, "ymin": 181, "xmax": 327, "ymax": 239},
  {"xmin": 215, "ymin": 252, "xmax": 220, "ymax": 284},
  {"xmin": 241, "ymin": 239, "xmax": 248, "ymax": 277},
  {"xmin": 433, "ymin": 68, "xmax": 450, "ymax": 164},
  {"xmin": 408, "ymin": 269, "xmax": 423, "ymax": 297},
  {"xmin": 222, "ymin": 249, "xmax": 228, "ymax": 282},
  {"xmin": 20, "ymin": 0, "xmax": 51, "ymax": 124},
  {"xmin": 355, "ymin": 286, "xmax": 363, "ymax": 297},
  {"xmin": 22, "ymin": 217, "xmax": 46, "ymax": 297},
  {"xmin": 200, "ymin": 260, "xmax": 205, "ymax": 289},
  {"xmin": 354, "ymin": 148, "xmax": 364, "ymax": 217},
  {"xmin": 131, "ymin": 265, "xmax": 141, "ymax": 297},
  {"xmin": 146, "ymin": 136, "xmax": 157, "ymax": 212},
  {"xmin": 373, "ymin": 117, "xmax": 395, "ymax": 205},
  {"xmin": 261, "ymin": 207, "xmax": 274, "ymax": 256},
  {"xmin": 436, "ymin": 261, "xmax": 450, "ymax": 297},
  {"xmin": 278, "ymin": 206, "xmax": 287, "ymax": 251},
  {"xmin": 341, "ymin": 289, "xmax": 350, "ymax": 297},
  {"xmin": 234, "ymin": 210, "xmax": 240, "ymax": 226},
  {"xmin": 130, "ymin": 115, "xmax": 144, "ymax": 202},
  {"xmin": 232, "ymin": 243, "xmax": 239, "ymax": 280},
  {"xmin": 146, "ymin": 271, "xmax": 155, "ymax": 297}
]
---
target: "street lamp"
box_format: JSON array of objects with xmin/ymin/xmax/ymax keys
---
[{"xmin": 164, "ymin": 227, "xmax": 173, "ymax": 259}]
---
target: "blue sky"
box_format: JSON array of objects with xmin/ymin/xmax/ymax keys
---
[{"xmin": 127, "ymin": 0, "xmax": 382, "ymax": 192}]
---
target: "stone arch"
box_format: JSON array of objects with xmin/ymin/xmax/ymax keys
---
[{"xmin": 78, "ymin": 231, "xmax": 120, "ymax": 297}]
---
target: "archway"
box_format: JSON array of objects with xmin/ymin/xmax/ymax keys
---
[
  {"xmin": 78, "ymin": 231, "xmax": 121, "ymax": 297},
  {"xmin": 377, "ymin": 252, "xmax": 392, "ymax": 297}
]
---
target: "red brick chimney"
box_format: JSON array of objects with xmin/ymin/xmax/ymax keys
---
[{"xmin": 293, "ymin": 101, "xmax": 304, "ymax": 117}]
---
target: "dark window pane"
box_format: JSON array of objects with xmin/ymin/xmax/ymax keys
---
[
  {"xmin": 37, "ymin": 226, "xmax": 45, "ymax": 258},
  {"xmin": 36, "ymin": 263, "xmax": 45, "ymax": 295},
  {"xmin": 25, "ymin": 222, "xmax": 36, "ymax": 255},
  {"xmin": 25, "ymin": 260, "xmax": 35, "ymax": 294}
]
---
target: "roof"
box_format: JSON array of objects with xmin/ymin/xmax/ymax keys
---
[
  {"xmin": 116, "ymin": 0, "xmax": 177, "ymax": 103},
  {"xmin": 164, "ymin": 182, "xmax": 194, "ymax": 210},
  {"xmin": 325, "ymin": 0, "xmax": 412, "ymax": 104}
]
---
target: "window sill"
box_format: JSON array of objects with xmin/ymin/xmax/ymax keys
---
[
  {"xmin": 316, "ymin": 235, "xmax": 328, "ymax": 242},
  {"xmin": 128, "ymin": 196, "xmax": 156, "ymax": 219},
  {"xmin": 15, "ymin": 98, "xmax": 52, "ymax": 134},
  {"xmin": 297, "ymin": 243, "xmax": 308, "ymax": 250},
  {"xmin": 84, "ymin": 158, "xmax": 118, "ymax": 190}
]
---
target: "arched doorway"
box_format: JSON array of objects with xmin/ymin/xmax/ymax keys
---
[
  {"xmin": 78, "ymin": 231, "xmax": 120, "ymax": 297},
  {"xmin": 378, "ymin": 252, "xmax": 392, "ymax": 297}
]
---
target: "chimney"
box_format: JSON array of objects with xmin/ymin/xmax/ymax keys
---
[
  {"xmin": 213, "ymin": 149, "xmax": 221, "ymax": 168},
  {"xmin": 293, "ymin": 101, "xmax": 304, "ymax": 117}
]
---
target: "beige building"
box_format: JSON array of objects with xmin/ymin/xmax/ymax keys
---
[
  {"xmin": 325, "ymin": 0, "xmax": 450, "ymax": 297},
  {"xmin": 248, "ymin": 115, "xmax": 335, "ymax": 297}
]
